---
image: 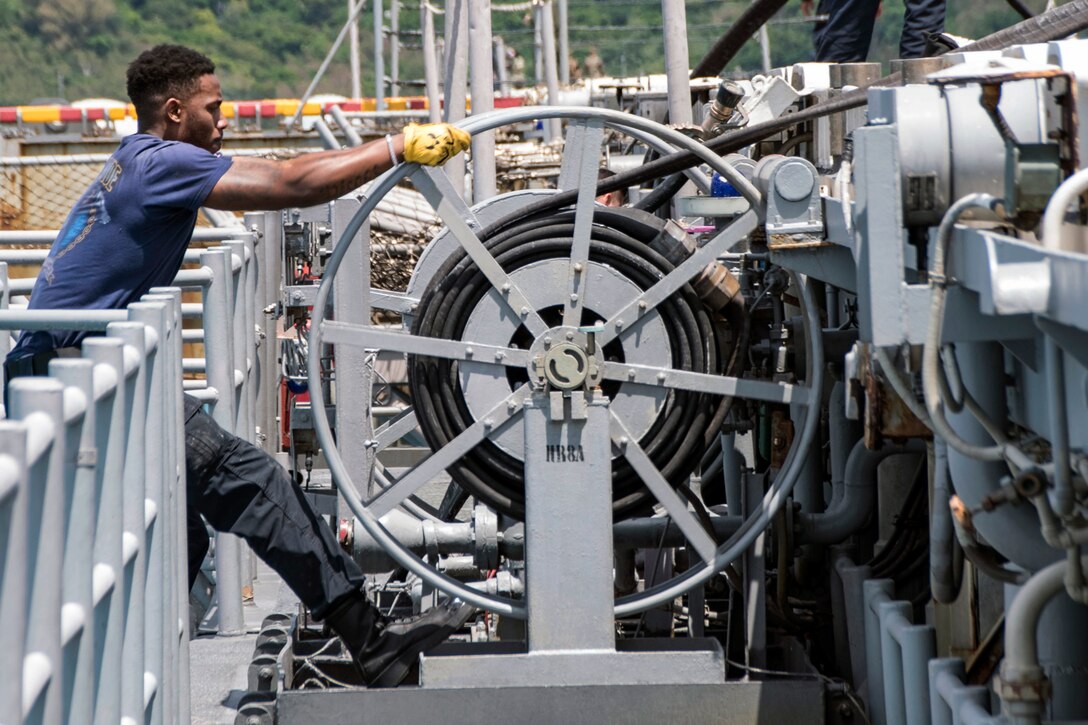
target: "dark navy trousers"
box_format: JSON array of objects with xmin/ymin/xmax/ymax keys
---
[
  {"xmin": 813, "ymin": 0, "xmax": 945, "ymax": 62},
  {"xmin": 184, "ymin": 394, "xmax": 364, "ymax": 619}
]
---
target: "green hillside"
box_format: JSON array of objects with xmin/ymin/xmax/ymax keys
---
[{"xmin": 0, "ymin": 0, "xmax": 1056, "ymax": 105}]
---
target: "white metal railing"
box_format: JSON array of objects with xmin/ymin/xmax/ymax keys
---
[{"xmin": 0, "ymin": 218, "xmax": 270, "ymax": 724}]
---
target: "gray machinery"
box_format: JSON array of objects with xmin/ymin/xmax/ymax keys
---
[{"xmin": 257, "ymin": 40, "xmax": 1088, "ymax": 725}]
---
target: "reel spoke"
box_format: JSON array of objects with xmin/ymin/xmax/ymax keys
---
[
  {"xmin": 557, "ymin": 118, "xmax": 605, "ymax": 329},
  {"xmin": 596, "ymin": 208, "xmax": 759, "ymax": 347},
  {"xmin": 410, "ymin": 167, "xmax": 550, "ymax": 337},
  {"xmin": 367, "ymin": 384, "xmax": 532, "ymax": 518},
  {"xmin": 322, "ymin": 320, "xmax": 528, "ymax": 370},
  {"xmin": 372, "ymin": 409, "xmax": 419, "ymax": 450},
  {"xmin": 598, "ymin": 360, "xmax": 810, "ymax": 405},
  {"xmin": 611, "ymin": 412, "xmax": 718, "ymax": 562}
]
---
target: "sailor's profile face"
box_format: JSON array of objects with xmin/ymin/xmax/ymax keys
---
[{"xmin": 177, "ymin": 73, "xmax": 227, "ymax": 154}]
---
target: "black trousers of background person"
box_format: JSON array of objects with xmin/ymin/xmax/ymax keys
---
[
  {"xmin": 812, "ymin": 0, "xmax": 945, "ymax": 62},
  {"xmin": 183, "ymin": 394, "xmax": 365, "ymax": 619}
]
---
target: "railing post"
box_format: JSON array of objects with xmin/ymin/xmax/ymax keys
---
[
  {"xmin": 199, "ymin": 248, "xmax": 245, "ymax": 635},
  {"xmin": 50, "ymin": 359, "xmax": 98, "ymax": 725},
  {"xmin": 864, "ymin": 579, "xmax": 895, "ymax": 725},
  {"xmin": 244, "ymin": 212, "xmax": 282, "ymax": 456},
  {"xmin": 127, "ymin": 301, "xmax": 170, "ymax": 725},
  {"xmin": 81, "ymin": 337, "xmax": 129, "ymax": 725},
  {"xmin": 107, "ymin": 320, "xmax": 150, "ymax": 723},
  {"xmin": 0, "ymin": 261, "xmax": 10, "ymax": 360},
  {"xmin": 8, "ymin": 377, "xmax": 67, "ymax": 725},
  {"xmin": 224, "ymin": 240, "xmax": 253, "ymax": 443},
  {"xmin": 147, "ymin": 287, "xmax": 188, "ymax": 725},
  {"xmin": 0, "ymin": 420, "xmax": 30, "ymax": 725}
]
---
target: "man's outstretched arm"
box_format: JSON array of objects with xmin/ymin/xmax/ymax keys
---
[{"xmin": 205, "ymin": 122, "xmax": 469, "ymax": 211}]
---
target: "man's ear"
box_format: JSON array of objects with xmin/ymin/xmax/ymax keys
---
[{"xmin": 164, "ymin": 98, "xmax": 183, "ymax": 124}]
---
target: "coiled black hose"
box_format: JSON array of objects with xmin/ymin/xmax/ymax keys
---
[{"xmin": 409, "ymin": 206, "xmax": 737, "ymax": 520}]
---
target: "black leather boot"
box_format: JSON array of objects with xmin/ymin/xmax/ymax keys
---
[{"xmin": 323, "ymin": 594, "xmax": 475, "ymax": 687}]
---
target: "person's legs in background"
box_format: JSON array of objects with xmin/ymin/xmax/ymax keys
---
[
  {"xmin": 900, "ymin": 0, "xmax": 946, "ymax": 58},
  {"xmin": 814, "ymin": 0, "xmax": 881, "ymax": 62}
]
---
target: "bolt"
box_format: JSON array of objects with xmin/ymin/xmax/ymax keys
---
[
  {"xmin": 465, "ymin": 347, "xmax": 474, "ymax": 358},
  {"xmin": 495, "ymin": 351, "xmax": 505, "ymax": 361},
  {"xmin": 627, "ymin": 369, "xmax": 636, "ymax": 380},
  {"xmin": 507, "ymin": 401, "xmax": 517, "ymax": 412},
  {"xmin": 544, "ymin": 337, "xmax": 552, "ymax": 349},
  {"xmin": 502, "ymin": 283, "xmax": 511, "ymax": 294},
  {"xmin": 616, "ymin": 319, "xmax": 625, "ymax": 331},
  {"xmin": 565, "ymin": 331, "xmax": 575, "ymax": 341},
  {"xmin": 291, "ymin": 291, "xmax": 304, "ymax": 302},
  {"xmin": 483, "ymin": 419, "xmax": 493, "ymax": 431},
  {"xmin": 618, "ymin": 436, "xmax": 629, "ymax": 449},
  {"xmin": 638, "ymin": 300, "xmax": 648, "ymax": 311},
  {"xmin": 773, "ymin": 435, "xmax": 786, "ymax": 449},
  {"xmin": 657, "ymin": 371, "xmax": 667, "ymax": 382},
  {"xmin": 573, "ymin": 262, "xmax": 584, "ymax": 273},
  {"xmin": 520, "ymin": 306, "xmax": 529, "ymax": 317},
  {"xmin": 570, "ymin": 293, "xmax": 579, "ymax": 304}
]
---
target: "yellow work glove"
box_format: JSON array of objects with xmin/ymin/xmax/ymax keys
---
[{"xmin": 402, "ymin": 123, "xmax": 471, "ymax": 166}]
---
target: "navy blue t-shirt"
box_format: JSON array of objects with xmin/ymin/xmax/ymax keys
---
[{"xmin": 9, "ymin": 134, "xmax": 233, "ymax": 359}]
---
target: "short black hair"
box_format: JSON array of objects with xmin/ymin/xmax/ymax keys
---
[
  {"xmin": 597, "ymin": 167, "xmax": 627, "ymax": 204},
  {"xmin": 126, "ymin": 44, "xmax": 216, "ymax": 120}
]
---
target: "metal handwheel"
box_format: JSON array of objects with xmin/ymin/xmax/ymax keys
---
[{"xmin": 306, "ymin": 107, "xmax": 824, "ymax": 618}]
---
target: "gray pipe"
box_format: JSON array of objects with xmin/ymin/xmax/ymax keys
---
[
  {"xmin": 390, "ymin": 0, "xmax": 400, "ymax": 95},
  {"xmin": 539, "ymin": 0, "xmax": 561, "ymax": 140},
  {"xmin": 422, "ymin": 1, "xmax": 441, "ymax": 123},
  {"xmin": 374, "ymin": 0, "xmax": 386, "ymax": 111},
  {"xmin": 350, "ymin": 511, "xmax": 745, "ymax": 571},
  {"xmin": 557, "ymin": 0, "xmax": 569, "ymax": 85},
  {"xmin": 799, "ymin": 439, "xmax": 925, "ymax": 544},
  {"xmin": 720, "ymin": 431, "xmax": 745, "ymax": 515},
  {"xmin": 1044, "ymin": 337, "xmax": 1073, "ymax": 517},
  {"xmin": 661, "ymin": 0, "xmax": 693, "ymax": 126},
  {"xmin": 442, "ymin": 0, "xmax": 468, "ymax": 194},
  {"xmin": 930, "ymin": 439, "xmax": 959, "ymax": 604},
  {"xmin": 312, "ymin": 118, "xmax": 341, "ymax": 150},
  {"xmin": 1000, "ymin": 555, "xmax": 1088, "ymax": 724},
  {"xmin": 327, "ymin": 104, "xmax": 363, "ymax": 147},
  {"xmin": 349, "ymin": 0, "xmax": 362, "ymax": 99},
  {"xmin": 493, "ymin": 37, "xmax": 510, "ymax": 97},
  {"xmin": 467, "ymin": 0, "xmax": 497, "ymax": 201},
  {"xmin": 828, "ymin": 380, "xmax": 861, "ymax": 509},
  {"xmin": 946, "ymin": 342, "xmax": 1060, "ymax": 572}
]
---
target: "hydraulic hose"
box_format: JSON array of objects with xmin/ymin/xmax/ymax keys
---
[
  {"xmin": 922, "ymin": 194, "xmax": 1010, "ymax": 462},
  {"xmin": 689, "ymin": 0, "xmax": 792, "ymax": 79}
]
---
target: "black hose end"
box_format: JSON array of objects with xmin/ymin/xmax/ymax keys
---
[{"xmin": 716, "ymin": 81, "xmax": 745, "ymax": 110}]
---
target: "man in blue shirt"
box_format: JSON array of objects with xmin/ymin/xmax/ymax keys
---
[{"xmin": 5, "ymin": 44, "xmax": 473, "ymax": 688}]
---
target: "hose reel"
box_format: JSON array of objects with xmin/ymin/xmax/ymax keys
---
[
  {"xmin": 307, "ymin": 106, "xmax": 822, "ymax": 618},
  {"xmin": 409, "ymin": 205, "xmax": 740, "ymax": 519}
]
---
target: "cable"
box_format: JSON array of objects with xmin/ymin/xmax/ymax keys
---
[
  {"xmin": 1005, "ymin": 0, "xmax": 1035, "ymax": 20},
  {"xmin": 922, "ymin": 194, "xmax": 1009, "ymax": 462},
  {"xmin": 723, "ymin": 657, "xmax": 872, "ymax": 725},
  {"xmin": 690, "ymin": 0, "xmax": 792, "ymax": 79}
]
